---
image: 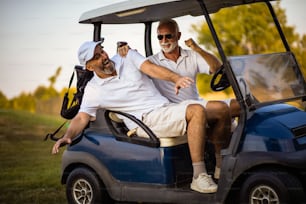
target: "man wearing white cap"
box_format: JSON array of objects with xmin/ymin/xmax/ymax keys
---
[{"xmin": 52, "ymin": 40, "xmax": 218, "ymax": 193}]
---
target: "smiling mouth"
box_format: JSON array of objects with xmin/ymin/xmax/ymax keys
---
[
  {"xmin": 161, "ymin": 43, "xmax": 170, "ymax": 47},
  {"xmin": 103, "ymin": 59, "xmax": 110, "ymax": 66},
  {"xmin": 100, "ymin": 59, "xmax": 115, "ymax": 75}
]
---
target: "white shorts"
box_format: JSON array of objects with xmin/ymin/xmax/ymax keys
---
[
  {"xmin": 198, "ymin": 98, "xmax": 232, "ymax": 107},
  {"xmin": 136, "ymin": 100, "xmax": 203, "ymax": 138}
]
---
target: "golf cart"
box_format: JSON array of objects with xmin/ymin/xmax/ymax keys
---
[{"xmin": 59, "ymin": 0, "xmax": 306, "ymax": 203}]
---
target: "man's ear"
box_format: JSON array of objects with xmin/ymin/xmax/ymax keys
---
[
  {"xmin": 86, "ymin": 63, "xmax": 94, "ymax": 71},
  {"xmin": 177, "ymin": 32, "xmax": 181, "ymax": 40}
]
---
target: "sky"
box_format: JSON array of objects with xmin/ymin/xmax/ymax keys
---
[{"xmin": 0, "ymin": 0, "xmax": 305, "ymax": 99}]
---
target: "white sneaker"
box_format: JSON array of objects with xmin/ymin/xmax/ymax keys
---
[{"xmin": 190, "ymin": 173, "xmax": 218, "ymax": 193}]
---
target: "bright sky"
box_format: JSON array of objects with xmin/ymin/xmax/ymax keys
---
[{"xmin": 0, "ymin": 0, "xmax": 305, "ymax": 99}]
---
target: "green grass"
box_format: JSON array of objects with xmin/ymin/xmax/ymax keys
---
[{"xmin": 0, "ymin": 109, "xmax": 67, "ymax": 204}]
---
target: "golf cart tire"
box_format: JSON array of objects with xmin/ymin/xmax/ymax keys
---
[
  {"xmin": 239, "ymin": 170, "xmax": 305, "ymax": 204},
  {"xmin": 66, "ymin": 167, "xmax": 113, "ymax": 204}
]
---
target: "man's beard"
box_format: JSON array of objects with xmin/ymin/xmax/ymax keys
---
[
  {"xmin": 100, "ymin": 60, "xmax": 115, "ymax": 75},
  {"xmin": 160, "ymin": 41, "xmax": 178, "ymax": 53}
]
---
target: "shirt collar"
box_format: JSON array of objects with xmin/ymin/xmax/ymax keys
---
[
  {"xmin": 157, "ymin": 47, "xmax": 188, "ymax": 61},
  {"xmin": 180, "ymin": 48, "xmax": 188, "ymax": 58},
  {"xmin": 93, "ymin": 72, "xmax": 116, "ymax": 85}
]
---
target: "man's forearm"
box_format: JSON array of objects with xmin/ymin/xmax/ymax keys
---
[
  {"xmin": 185, "ymin": 38, "xmax": 221, "ymax": 74},
  {"xmin": 63, "ymin": 112, "xmax": 90, "ymax": 140},
  {"xmin": 140, "ymin": 60, "xmax": 180, "ymax": 83}
]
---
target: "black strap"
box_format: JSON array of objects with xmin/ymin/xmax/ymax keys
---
[
  {"xmin": 44, "ymin": 70, "xmax": 76, "ymax": 142},
  {"xmin": 67, "ymin": 70, "xmax": 77, "ymax": 107},
  {"xmin": 68, "ymin": 71, "xmax": 75, "ymax": 90},
  {"xmin": 44, "ymin": 120, "xmax": 67, "ymax": 141}
]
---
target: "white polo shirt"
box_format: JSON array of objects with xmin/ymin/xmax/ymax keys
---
[
  {"xmin": 148, "ymin": 48, "xmax": 210, "ymax": 103},
  {"xmin": 79, "ymin": 49, "xmax": 169, "ymax": 129}
]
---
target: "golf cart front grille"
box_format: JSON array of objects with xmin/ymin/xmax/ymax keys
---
[{"xmin": 292, "ymin": 125, "xmax": 306, "ymax": 138}]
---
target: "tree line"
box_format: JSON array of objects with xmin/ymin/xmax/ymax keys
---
[{"xmin": 0, "ymin": 67, "xmax": 74, "ymax": 115}]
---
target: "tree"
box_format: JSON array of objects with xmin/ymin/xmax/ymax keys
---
[
  {"xmin": 192, "ymin": 2, "xmax": 306, "ymax": 94},
  {"xmin": 33, "ymin": 86, "xmax": 58, "ymax": 100},
  {"xmin": 34, "ymin": 67, "xmax": 62, "ymax": 115},
  {"xmin": 48, "ymin": 66, "xmax": 62, "ymax": 88},
  {"xmin": 10, "ymin": 92, "xmax": 36, "ymax": 113},
  {"xmin": 0, "ymin": 91, "xmax": 9, "ymax": 109},
  {"xmin": 1, "ymin": 67, "xmax": 66, "ymax": 114}
]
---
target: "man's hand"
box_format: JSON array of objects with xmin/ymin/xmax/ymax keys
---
[
  {"xmin": 140, "ymin": 60, "xmax": 194, "ymax": 95},
  {"xmin": 51, "ymin": 112, "xmax": 90, "ymax": 155},
  {"xmin": 52, "ymin": 137, "xmax": 71, "ymax": 154},
  {"xmin": 185, "ymin": 37, "xmax": 222, "ymax": 74},
  {"xmin": 174, "ymin": 76, "xmax": 194, "ymax": 95},
  {"xmin": 184, "ymin": 38, "xmax": 197, "ymax": 50},
  {"xmin": 118, "ymin": 44, "xmax": 130, "ymax": 57}
]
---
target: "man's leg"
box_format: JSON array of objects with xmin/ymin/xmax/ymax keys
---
[
  {"xmin": 185, "ymin": 104, "xmax": 217, "ymax": 193},
  {"xmin": 185, "ymin": 104, "xmax": 206, "ymax": 163},
  {"xmin": 206, "ymin": 101, "xmax": 231, "ymax": 178},
  {"xmin": 229, "ymin": 99, "xmax": 241, "ymax": 118}
]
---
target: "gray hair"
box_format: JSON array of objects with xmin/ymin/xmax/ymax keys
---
[{"xmin": 158, "ymin": 19, "xmax": 180, "ymax": 33}]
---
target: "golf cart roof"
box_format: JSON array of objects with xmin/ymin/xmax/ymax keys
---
[{"xmin": 79, "ymin": 0, "xmax": 275, "ymax": 24}]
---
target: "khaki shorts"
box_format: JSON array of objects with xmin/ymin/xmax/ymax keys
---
[{"xmin": 136, "ymin": 100, "xmax": 203, "ymax": 138}]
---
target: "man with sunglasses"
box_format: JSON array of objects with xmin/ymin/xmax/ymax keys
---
[
  {"xmin": 147, "ymin": 18, "xmax": 241, "ymax": 180},
  {"xmin": 52, "ymin": 40, "xmax": 219, "ymax": 193}
]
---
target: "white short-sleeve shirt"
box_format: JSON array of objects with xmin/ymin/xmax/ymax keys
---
[
  {"xmin": 148, "ymin": 48, "xmax": 210, "ymax": 103},
  {"xmin": 79, "ymin": 49, "xmax": 169, "ymax": 128}
]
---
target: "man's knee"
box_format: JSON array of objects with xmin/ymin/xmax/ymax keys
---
[
  {"xmin": 230, "ymin": 99, "xmax": 241, "ymax": 117},
  {"xmin": 186, "ymin": 104, "xmax": 206, "ymax": 121},
  {"xmin": 206, "ymin": 101, "xmax": 230, "ymax": 120}
]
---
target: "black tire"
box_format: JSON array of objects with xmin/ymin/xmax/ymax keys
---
[
  {"xmin": 66, "ymin": 167, "xmax": 113, "ymax": 204},
  {"xmin": 239, "ymin": 170, "xmax": 305, "ymax": 204}
]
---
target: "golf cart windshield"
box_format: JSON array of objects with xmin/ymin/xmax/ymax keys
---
[{"xmin": 229, "ymin": 52, "xmax": 306, "ymax": 108}]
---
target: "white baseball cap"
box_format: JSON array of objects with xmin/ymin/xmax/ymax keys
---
[{"xmin": 78, "ymin": 38, "xmax": 104, "ymax": 65}]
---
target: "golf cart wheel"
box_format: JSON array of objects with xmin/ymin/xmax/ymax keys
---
[
  {"xmin": 66, "ymin": 167, "xmax": 113, "ymax": 204},
  {"xmin": 239, "ymin": 170, "xmax": 305, "ymax": 204}
]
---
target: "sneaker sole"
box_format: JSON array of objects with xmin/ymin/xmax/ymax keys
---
[{"xmin": 190, "ymin": 183, "xmax": 217, "ymax": 193}]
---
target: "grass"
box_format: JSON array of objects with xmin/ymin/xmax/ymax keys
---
[{"xmin": 0, "ymin": 109, "xmax": 67, "ymax": 204}]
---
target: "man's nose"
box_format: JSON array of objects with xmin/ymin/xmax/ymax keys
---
[{"xmin": 101, "ymin": 52, "xmax": 108, "ymax": 59}]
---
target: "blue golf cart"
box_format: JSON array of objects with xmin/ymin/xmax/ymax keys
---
[{"xmin": 59, "ymin": 0, "xmax": 306, "ymax": 203}]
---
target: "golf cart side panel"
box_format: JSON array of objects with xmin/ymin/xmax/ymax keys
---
[
  {"xmin": 217, "ymin": 148, "xmax": 306, "ymax": 201},
  {"xmin": 65, "ymin": 109, "xmax": 193, "ymax": 185},
  {"xmin": 240, "ymin": 104, "xmax": 306, "ymax": 152},
  {"xmin": 61, "ymin": 150, "xmax": 122, "ymax": 199},
  {"xmin": 62, "ymin": 149, "xmax": 195, "ymax": 203},
  {"xmin": 234, "ymin": 150, "xmax": 306, "ymax": 173}
]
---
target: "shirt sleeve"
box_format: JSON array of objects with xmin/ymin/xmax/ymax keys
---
[
  {"xmin": 79, "ymin": 81, "xmax": 99, "ymax": 118},
  {"xmin": 194, "ymin": 51, "xmax": 210, "ymax": 75},
  {"xmin": 126, "ymin": 49, "xmax": 146, "ymax": 70}
]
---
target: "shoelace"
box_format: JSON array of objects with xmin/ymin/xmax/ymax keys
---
[{"xmin": 198, "ymin": 173, "xmax": 215, "ymax": 186}]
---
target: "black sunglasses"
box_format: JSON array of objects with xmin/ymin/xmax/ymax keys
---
[{"xmin": 157, "ymin": 34, "xmax": 174, "ymax": 40}]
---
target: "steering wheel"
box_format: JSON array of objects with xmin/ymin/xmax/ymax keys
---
[{"xmin": 210, "ymin": 65, "xmax": 231, "ymax": 91}]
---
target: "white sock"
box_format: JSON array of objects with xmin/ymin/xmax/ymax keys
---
[{"xmin": 192, "ymin": 161, "xmax": 207, "ymax": 179}]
